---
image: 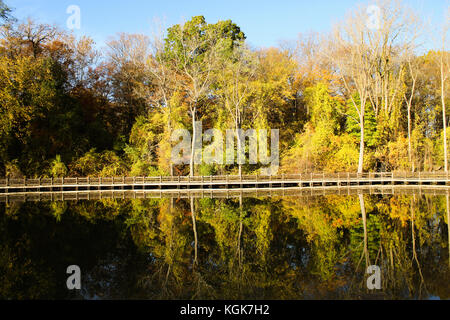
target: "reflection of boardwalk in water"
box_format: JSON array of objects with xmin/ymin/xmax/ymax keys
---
[{"xmin": 1, "ymin": 185, "xmax": 450, "ymax": 203}]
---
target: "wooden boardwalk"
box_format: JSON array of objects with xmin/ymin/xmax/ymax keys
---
[
  {"xmin": 0, "ymin": 172, "xmax": 448, "ymax": 196},
  {"xmin": 0, "ymin": 185, "xmax": 449, "ymax": 203}
]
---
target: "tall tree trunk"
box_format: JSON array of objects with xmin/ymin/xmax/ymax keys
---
[
  {"xmin": 408, "ymin": 103, "xmax": 413, "ymax": 171},
  {"xmin": 358, "ymin": 107, "xmax": 365, "ymax": 174},
  {"xmin": 236, "ymin": 117, "xmax": 242, "ymax": 177},
  {"xmin": 442, "ymin": 59, "xmax": 448, "ymax": 172},
  {"xmin": 190, "ymin": 108, "xmax": 197, "ymax": 177},
  {"xmin": 406, "ymin": 72, "xmax": 417, "ymax": 172},
  {"xmin": 237, "ymin": 136, "xmax": 242, "ymax": 177}
]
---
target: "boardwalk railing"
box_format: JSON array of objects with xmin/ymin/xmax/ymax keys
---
[{"xmin": 0, "ymin": 171, "xmax": 449, "ymax": 190}]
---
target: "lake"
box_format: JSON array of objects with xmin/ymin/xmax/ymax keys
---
[{"xmin": 0, "ymin": 191, "xmax": 449, "ymax": 300}]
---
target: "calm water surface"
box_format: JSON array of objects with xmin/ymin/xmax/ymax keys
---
[{"xmin": 0, "ymin": 193, "xmax": 449, "ymax": 299}]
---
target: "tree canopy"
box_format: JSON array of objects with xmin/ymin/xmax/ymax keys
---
[{"xmin": 0, "ymin": 2, "xmax": 448, "ymax": 178}]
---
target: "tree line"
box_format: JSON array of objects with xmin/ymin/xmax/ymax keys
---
[{"xmin": 0, "ymin": 0, "xmax": 449, "ymax": 178}]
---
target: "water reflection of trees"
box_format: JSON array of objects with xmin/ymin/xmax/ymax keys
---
[{"xmin": 0, "ymin": 194, "xmax": 448, "ymax": 299}]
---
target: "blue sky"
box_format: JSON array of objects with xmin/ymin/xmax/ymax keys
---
[{"xmin": 6, "ymin": 0, "xmax": 449, "ymax": 50}]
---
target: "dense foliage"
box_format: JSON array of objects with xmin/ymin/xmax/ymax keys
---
[{"xmin": 0, "ymin": 1, "xmax": 448, "ymax": 178}]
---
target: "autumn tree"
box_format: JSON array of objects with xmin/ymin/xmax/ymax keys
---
[
  {"xmin": 403, "ymin": 50, "xmax": 421, "ymax": 171},
  {"xmin": 0, "ymin": 0, "xmax": 13, "ymax": 25},
  {"xmin": 327, "ymin": 6, "xmax": 376, "ymax": 173},
  {"xmin": 162, "ymin": 16, "xmax": 245, "ymax": 176},
  {"xmin": 216, "ymin": 42, "xmax": 258, "ymax": 175},
  {"xmin": 106, "ymin": 33, "xmax": 150, "ymax": 135},
  {"xmin": 437, "ymin": 12, "xmax": 450, "ymax": 172},
  {"xmin": 326, "ymin": 0, "xmax": 421, "ymax": 173}
]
